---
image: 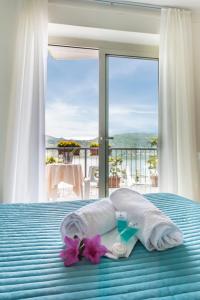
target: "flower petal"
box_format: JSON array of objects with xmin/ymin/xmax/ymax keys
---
[
  {"xmin": 91, "ymin": 234, "xmax": 101, "ymax": 246},
  {"xmin": 82, "ymin": 235, "xmax": 107, "ymax": 264},
  {"xmin": 60, "ymin": 250, "xmax": 68, "ymax": 259},
  {"xmin": 64, "ymin": 255, "xmax": 79, "ymax": 266},
  {"xmin": 89, "ymin": 253, "xmax": 101, "ymax": 264},
  {"xmin": 64, "ymin": 236, "xmax": 80, "ymax": 248},
  {"xmin": 61, "ymin": 236, "xmax": 80, "ymax": 267},
  {"xmin": 82, "ymin": 237, "xmax": 90, "ymax": 247}
]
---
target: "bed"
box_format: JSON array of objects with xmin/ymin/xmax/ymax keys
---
[{"xmin": 0, "ymin": 193, "xmax": 200, "ymax": 300}]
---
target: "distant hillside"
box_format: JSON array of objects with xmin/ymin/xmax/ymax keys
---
[
  {"xmin": 46, "ymin": 135, "xmax": 97, "ymax": 148},
  {"xmin": 110, "ymin": 133, "xmax": 157, "ymax": 148},
  {"xmin": 46, "ymin": 133, "xmax": 157, "ymax": 148}
]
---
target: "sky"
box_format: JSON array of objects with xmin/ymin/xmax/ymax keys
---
[{"xmin": 46, "ymin": 53, "xmax": 158, "ymax": 140}]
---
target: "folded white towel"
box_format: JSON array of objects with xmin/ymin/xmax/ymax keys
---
[
  {"xmin": 110, "ymin": 188, "xmax": 183, "ymax": 251},
  {"xmin": 60, "ymin": 198, "xmax": 116, "ymax": 241},
  {"xmin": 101, "ymin": 228, "xmax": 138, "ymax": 259}
]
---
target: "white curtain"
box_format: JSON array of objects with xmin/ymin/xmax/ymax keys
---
[
  {"xmin": 3, "ymin": 0, "xmax": 48, "ymax": 203},
  {"xmin": 159, "ymin": 8, "xmax": 200, "ymax": 200}
]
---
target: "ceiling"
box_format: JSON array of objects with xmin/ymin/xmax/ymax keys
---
[
  {"xmin": 48, "ymin": 24, "xmax": 159, "ymax": 45},
  {"xmin": 93, "ymin": 0, "xmax": 200, "ymax": 11}
]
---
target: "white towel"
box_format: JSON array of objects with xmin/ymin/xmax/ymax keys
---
[
  {"xmin": 101, "ymin": 228, "xmax": 138, "ymax": 259},
  {"xmin": 60, "ymin": 198, "xmax": 138, "ymax": 259},
  {"xmin": 60, "ymin": 198, "xmax": 116, "ymax": 241},
  {"xmin": 110, "ymin": 188, "xmax": 183, "ymax": 251}
]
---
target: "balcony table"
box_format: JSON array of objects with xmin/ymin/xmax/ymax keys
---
[{"xmin": 46, "ymin": 163, "xmax": 83, "ymax": 199}]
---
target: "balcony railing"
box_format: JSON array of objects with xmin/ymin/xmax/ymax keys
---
[{"xmin": 46, "ymin": 147, "xmax": 158, "ymax": 191}]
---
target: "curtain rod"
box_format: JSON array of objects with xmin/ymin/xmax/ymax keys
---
[
  {"xmin": 87, "ymin": 0, "xmax": 162, "ymax": 10},
  {"xmin": 86, "ymin": 0, "xmax": 182, "ymax": 10}
]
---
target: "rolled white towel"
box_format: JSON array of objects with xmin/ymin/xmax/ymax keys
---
[
  {"xmin": 110, "ymin": 188, "xmax": 183, "ymax": 251},
  {"xmin": 60, "ymin": 198, "xmax": 116, "ymax": 241}
]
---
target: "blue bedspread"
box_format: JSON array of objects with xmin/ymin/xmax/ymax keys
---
[{"xmin": 0, "ymin": 193, "xmax": 200, "ymax": 300}]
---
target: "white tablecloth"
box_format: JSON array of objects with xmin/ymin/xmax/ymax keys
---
[{"xmin": 46, "ymin": 164, "xmax": 83, "ymax": 199}]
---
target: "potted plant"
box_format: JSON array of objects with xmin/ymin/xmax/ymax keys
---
[
  {"xmin": 135, "ymin": 169, "xmax": 140, "ymax": 183},
  {"xmin": 57, "ymin": 140, "xmax": 81, "ymax": 163},
  {"xmin": 147, "ymin": 155, "xmax": 158, "ymax": 187},
  {"xmin": 46, "ymin": 156, "xmax": 56, "ymax": 164},
  {"xmin": 108, "ymin": 157, "xmax": 122, "ymax": 188},
  {"xmin": 90, "ymin": 142, "xmax": 99, "ymax": 156},
  {"xmin": 89, "ymin": 143, "xmax": 112, "ymax": 156},
  {"xmin": 149, "ymin": 137, "xmax": 158, "ymax": 148}
]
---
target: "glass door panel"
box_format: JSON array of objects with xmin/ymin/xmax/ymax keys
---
[
  {"xmin": 46, "ymin": 46, "xmax": 99, "ymax": 200},
  {"xmin": 46, "ymin": 47, "xmax": 159, "ymax": 201},
  {"xmin": 107, "ymin": 55, "xmax": 159, "ymax": 195}
]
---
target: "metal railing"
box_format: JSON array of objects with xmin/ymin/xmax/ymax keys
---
[{"xmin": 46, "ymin": 147, "xmax": 158, "ymax": 187}]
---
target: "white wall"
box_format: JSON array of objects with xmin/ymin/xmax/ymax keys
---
[
  {"xmin": 48, "ymin": 0, "xmax": 160, "ymax": 34},
  {"xmin": 0, "ymin": 1, "xmax": 19, "ymax": 199}
]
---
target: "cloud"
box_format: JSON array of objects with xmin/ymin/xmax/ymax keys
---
[
  {"xmin": 46, "ymin": 99, "xmax": 157, "ymax": 140},
  {"xmin": 109, "ymin": 103, "xmax": 158, "ymax": 135},
  {"xmin": 109, "ymin": 104, "xmax": 157, "ymax": 116},
  {"xmin": 46, "ymin": 56, "xmax": 158, "ymax": 140},
  {"xmin": 45, "ymin": 99, "xmax": 98, "ymax": 139},
  {"xmin": 47, "ymin": 56, "xmax": 98, "ymax": 104},
  {"xmin": 110, "ymin": 114, "xmax": 157, "ymax": 135},
  {"xmin": 108, "ymin": 57, "xmax": 141, "ymax": 79},
  {"xmin": 63, "ymin": 78, "xmax": 98, "ymax": 101}
]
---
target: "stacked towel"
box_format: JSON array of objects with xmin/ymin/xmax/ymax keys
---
[
  {"xmin": 110, "ymin": 188, "xmax": 183, "ymax": 251},
  {"xmin": 60, "ymin": 188, "xmax": 183, "ymax": 252},
  {"xmin": 60, "ymin": 197, "xmax": 138, "ymax": 259},
  {"xmin": 60, "ymin": 198, "xmax": 115, "ymax": 241}
]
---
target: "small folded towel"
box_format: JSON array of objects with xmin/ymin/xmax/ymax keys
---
[
  {"xmin": 110, "ymin": 188, "xmax": 183, "ymax": 251},
  {"xmin": 60, "ymin": 198, "xmax": 116, "ymax": 241},
  {"xmin": 101, "ymin": 228, "xmax": 138, "ymax": 259},
  {"xmin": 60, "ymin": 197, "xmax": 138, "ymax": 259}
]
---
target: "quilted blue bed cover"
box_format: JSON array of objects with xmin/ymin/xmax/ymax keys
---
[{"xmin": 0, "ymin": 193, "xmax": 200, "ymax": 300}]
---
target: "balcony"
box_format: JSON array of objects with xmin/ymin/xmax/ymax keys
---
[{"xmin": 46, "ymin": 147, "xmax": 158, "ymax": 200}]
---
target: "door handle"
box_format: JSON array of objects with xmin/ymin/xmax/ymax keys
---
[{"xmin": 99, "ymin": 136, "xmax": 114, "ymax": 141}]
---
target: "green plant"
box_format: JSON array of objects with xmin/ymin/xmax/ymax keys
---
[
  {"xmin": 57, "ymin": 140, "xmax": 81, "ymax": 155},
  {"xmin": 149, "ymin": 137, "xmax": 158, "ymax": 148},
  {"xmin": 46, "ymin": 156, "xmax": 56, "ymax": 164},
  {"xmin": 109, "ymin": 157, "xmax": 123, "ymax": 177},
  {"xmin": 90, "ymin": 142, "xmax": 99, "ymax": 148},
  {"xmin": 135, "ymin": 169, "xmax": 140, "ymax": 183},
  {"xmin": 147, "ymin": 155, "xmax": 158, "ymax": 174},
  {"xmin": 57, "ymin": 140, "xmax": 80, "ymax": 148},
  {"xmin": 89, "ymin": 142, "xmax": 99, "ymax": 156}
]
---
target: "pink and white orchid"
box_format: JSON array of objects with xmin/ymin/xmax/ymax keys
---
[
  {"xmin": 60, "ymin": 235, "xmax": 108, "ymax": 267},
  {"xmin": 60, "ymin": 236, "xmax": 80, "ymax": 266},
  {"xmin": 83, "ymin": 235, "xmax": 108, "ymax": 264}
]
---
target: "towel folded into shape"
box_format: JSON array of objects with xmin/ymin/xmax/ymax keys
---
[
  {"xmin": 60, "ymin": 197, "xmax": 138, "ymax": 259},
  {"xmin": 60, "ymin": 188, "xmax": 183, "ymax": 253},
  {"xmin": 110, "ymin": 188, "xmax": 183, "ymax": 251},
  {"xmin": 60, "ymin": 198, "xmax": 116, "ymax": 241}
]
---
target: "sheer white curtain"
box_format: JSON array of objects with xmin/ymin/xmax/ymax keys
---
[
  {"xmin": 3, "ymin": 0, "xmax": 48, "ymax": 203},
  {"xmin": 159, "ymin": 8, "xmax": 200, "ymax": 200}
]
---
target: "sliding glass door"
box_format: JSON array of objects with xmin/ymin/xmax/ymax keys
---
[
  {"xmin": 99, "ymin": 53, "xmax": 159, "ymax": 197},
  {"xmin": 46, "ymin": 46, "xmax": 100, "ymax": 200},
  {"xmin": 46, "ymin": 46, "xmax": 158, "ymax": 201}
]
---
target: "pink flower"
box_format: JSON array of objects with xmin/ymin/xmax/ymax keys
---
[
  {"xmin": 83, "ymin": 235, "xmax": 108, "ymax": 264},
  {"xmin": 60, "ymin": 236, "xmax": 80, "ymax": 266}
]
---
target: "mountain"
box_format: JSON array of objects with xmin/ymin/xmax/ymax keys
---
[
  {"xmin": 110, "ymin": 133, "xmax": 157, "ymax": 148},
  {"xmin": 45, "ymin": 135, "xmax": 96, "ymax": 148},
  {"xmin": 46, "ymin": 133, "xmax": 157, "ymax": 148}
]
